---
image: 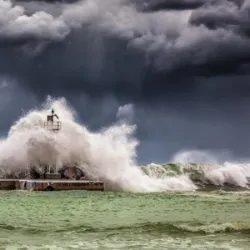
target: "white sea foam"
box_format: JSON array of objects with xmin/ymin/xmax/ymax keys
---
[
  {"xmin": 0, "ymin": 97, "xmax": 196, "ymax": 192},
  {"xmin": 1, "ymin": 97, "xmax": 249, "ymax": 191},
  {"xmin": 204, "ymin": 162, "xmax": 250, "ymax": 187},
  {"xmin": 171, "ymin": 150, "xmax": 250, "ymax": 187}
]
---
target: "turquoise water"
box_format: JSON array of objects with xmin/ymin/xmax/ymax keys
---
[{"xmin": 0, "ymin": 190, "xmax": 250, "ymax": 249}]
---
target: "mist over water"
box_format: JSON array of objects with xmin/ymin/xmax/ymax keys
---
[
  {"xmin": 0, "ymin": 97, "xmax": 198, "ymax": 192},
  {"xmin": 0, "ymin": 96, "xmax": 249, "ymax": 191},
  {"xmin": 171, "ymin": 150, "xmax": 250, "ymax": 187}
]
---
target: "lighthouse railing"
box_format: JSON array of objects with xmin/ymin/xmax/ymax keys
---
[{"xmin": 44, "ymin": 121, "xmax": 61, "ymax": 131}]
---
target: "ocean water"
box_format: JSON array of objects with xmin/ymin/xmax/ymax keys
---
[{"xmin": 0, "ymin": 190, "xmax": 250, "ymax": 250}]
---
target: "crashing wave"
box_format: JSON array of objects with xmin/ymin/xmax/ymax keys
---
[
  {"xmin": 0, "ymin": 97, "xmax": 197, "ymax": 192},
  {"xmin": 0, "ymin": 96, "xmax": 249, "ymax": 192},
  {"xmin": 142, "ymin": 163, "xmax": 250, "ymax": 189}
]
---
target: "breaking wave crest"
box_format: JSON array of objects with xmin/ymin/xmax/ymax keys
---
[
  {"xmin": 142, "ymin": 162, "xmax": 250, "ymax": 188},
  {"xmin": 0, "ymin": 97, "xmax": 196, "ymax": 192},
  {"xmin": 0, "ymin": 97, "xmax": 249, "ymax": 191}
]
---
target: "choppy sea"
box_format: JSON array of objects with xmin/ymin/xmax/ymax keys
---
[{"xmin": 0, "ymin": 190, "xmax": 249, "ymax": 250}]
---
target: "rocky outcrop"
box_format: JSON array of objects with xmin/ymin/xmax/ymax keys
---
[{"xmin": 1, "ymin": 165, "xmax": 89, "ymax": 180}]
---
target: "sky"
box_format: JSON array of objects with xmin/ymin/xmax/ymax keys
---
[{"xmin": 0, "ymin": 0, "xmax": 250, "ymax": 164}]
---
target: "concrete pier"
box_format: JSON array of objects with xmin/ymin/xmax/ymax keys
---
[
  {"xmin": 0, "ymin": 179, "xmax": 19, "ymax": 190},
  {"xmin": 0, "ymin": 110, "xmax": 105, "ymax": 192},
  {"xmin": 0, "ymin": 179, "xmax": 104, "ymax": 191}
]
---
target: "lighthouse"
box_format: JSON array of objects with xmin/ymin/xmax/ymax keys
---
[
  {"xmin": 43, "ymin": 108, "xmax": 62, "ymax": 177},
  {"xmin": 44, "ymin": 108, "xmax": 61, "ymax": 131}
]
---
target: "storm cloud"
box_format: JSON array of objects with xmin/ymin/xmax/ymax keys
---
[{"xmin": 1, "ymin": 0, "xmax": 250, "ymax": 163}]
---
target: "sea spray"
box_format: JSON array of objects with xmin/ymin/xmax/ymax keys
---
[
  {"xmin": 143, "ymin": 162, "xmax": 250, "ymax": 188},
  {"xmin": 2, "ymin": 97, "xmax": 248, "ymax": 191},
  {"xmin": 0, "ymin": 97, "xmax": 197, "ymax": 192},
  {"xmin": 204, "ymin": 162, "xmax": 250, "ymax": 187}
]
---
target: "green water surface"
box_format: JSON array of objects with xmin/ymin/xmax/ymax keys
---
[{"xmin": 0, "ymin": 190, "xmax": 250, "ymax": 250}]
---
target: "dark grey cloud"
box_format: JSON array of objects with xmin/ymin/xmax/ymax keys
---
[
  {"xmin": 1, "ymin": 0, "xmax": 250, "ymax": 86},
  {"xmin": 137, "ymin": 0, "xmax": 245, "ymax": 12},
  {"xmin": 0, "ymin": 76, "xmax": 38, "ymax": 133},
  {"xmin": 1, "ymin": 0, "xmax": 250, "ymax": 163},
  {"xmin": 135, "ymin": 0, "xmax": 207, "ymax": 12}
]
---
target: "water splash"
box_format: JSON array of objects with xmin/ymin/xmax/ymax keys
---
[
  {"xmin": 2, "ymin": 97, "xmax": 248, "ymax": 191},
  {"xmin": 143, "ymin": 162, "xmax": 250, "ymax": 188},
  {"xmin": 204, "ymin": 162, "xmax": 250, "ymax": 187},
  {"xmin": 0, "ymin": 97, "xmax": 196, "ymax": 192}
]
